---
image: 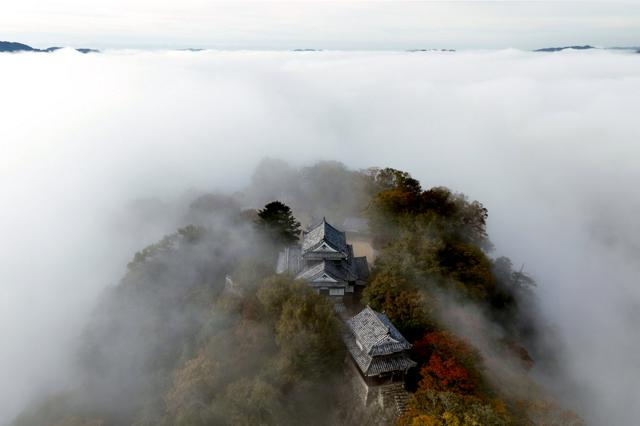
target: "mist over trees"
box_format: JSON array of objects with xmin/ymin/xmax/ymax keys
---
[
  {"xmin": 2, "ymin": 48, "xmax": 638, "ymax": 426},
  {"xmin": 256, "ymin": 201, "xmax": 302, "ymax": 246},
  {"xmin": 361, "ymin": 168, "xmax": 581, "ymax": 425},
  {"xmin": 14, "ymin": 160, "xmax": 581, "ymax": 426}
]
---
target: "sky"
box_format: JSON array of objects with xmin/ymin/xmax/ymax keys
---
[
  {"xmin": 1, "ymin": 48, "xmax": 640, "ymax": 424},
  {"xmin": 1, "ymin": 1, "xmax": 639, "ymax": 50}
]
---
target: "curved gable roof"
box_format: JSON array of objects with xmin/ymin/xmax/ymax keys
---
[
  {"xmin": 295, "ymin": 260, "xmax": 356, "ymax": 283},
  {"xmin": 302, "ymin": 218, "xmax": 348, "ymax": 255},
  {"xmin": 347, "ymin": 306, "xmax": 412, "ymax": 356}
]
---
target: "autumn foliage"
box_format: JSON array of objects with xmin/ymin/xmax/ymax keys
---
[
  {"xmin": 13, "ymin": 164, "xmax": 583, "ymax": 426},
  {"xmin": 414, "ymin": 331, "xmax": 483, "ymax": 396}
]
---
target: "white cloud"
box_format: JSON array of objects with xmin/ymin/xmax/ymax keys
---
[{"xmin": 1, "ymin": 48, "xmax": 640, "ymax": 424}]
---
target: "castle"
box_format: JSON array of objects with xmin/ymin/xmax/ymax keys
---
[
  {"xmin": 276, "ymin": 217, "xmax": 370, "ymax": 300},
  {"xmin": 344, "ymin": 306, "xmax": 417, "ymax": 409},
  {"xmin": 276, "ymin": 218, "xmax": 416, "ymax": 412}
]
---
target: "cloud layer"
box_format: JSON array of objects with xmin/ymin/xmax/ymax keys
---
[{"xmin": 1, "ymin": 48, "xmax": 639, "ymax": 424}]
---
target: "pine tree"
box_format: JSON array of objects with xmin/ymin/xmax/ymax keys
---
[{"xmin": 256, "ymin": 201, "xmax": 301, "ymax": 246}]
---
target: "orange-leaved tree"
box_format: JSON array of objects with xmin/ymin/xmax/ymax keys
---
[{"xmin": 414, "ymin": 330, "xmax": 484, "ymax": 396}]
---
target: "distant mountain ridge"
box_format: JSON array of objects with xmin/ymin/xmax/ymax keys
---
[
  {"xmin": 407, "ymin": 48, "xmax": 456, "ymax": 52},
  {"xmin": 534, "ymin": 45, "xmax": 596, "ymax": 52},
  {"xmin": 0, "ymin": 41, "xmax": 99, "ymax": 53},
  {"xmin": 2, "ymin": 40, "xmax": 637, "ymax": 54},
  {"xmin": 533, "ymin": 45, "xmax": 640, "ymax": 54}
]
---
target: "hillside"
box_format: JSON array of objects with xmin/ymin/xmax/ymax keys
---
[
  {"xmin": 0, "ymin": 41, "xmax": 36, "ymax": 52},
  {"xmin": 0, "ymin": 41, "xmax": 99, "ymax": 53},
  {"xmin": 533, "ymin": 45, "xmax": 596, "ymax": 52},
  {"xmin": 14, "ymin": 161, "xmax": 583, "ymax": 426}
]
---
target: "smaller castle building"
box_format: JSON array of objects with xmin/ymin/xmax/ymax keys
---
[
  {"xmin": 343, "ymin": 306, "xmax": 417, "ymax": 410},
  {"xmin": 344, "ymin": 306, "xmax": 417, "ymax": 385}
]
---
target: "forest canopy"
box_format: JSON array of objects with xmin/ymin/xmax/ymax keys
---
[{"xmin": 14, "ymin": 160, "xmax": 581, "ymax": 426}]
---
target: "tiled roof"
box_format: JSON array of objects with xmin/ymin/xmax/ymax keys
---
[
  {"xmin": 347, "ymin": 244, "xmax": 354, "ymax": 260},
  {"xmin": 295, "ymin": 260, "xmax": 357, "ymax": 283},
  {"xmin": 302, "ymin": 218, "xmax": 348, "ymax": 255},
  {"xmin": 347, "ymin": 306, "xmax": 412, "ymax": 356},
  {"xmin": 344, "ymin": 331, "xmax": 416, "ymax": 376},
  {"xmin": 278, "ymin": 219, "xmax": 369, "ymax": 289},
  {"xmin": 366, "ymin": 353, "xmax": 417, "ymax": 376},
  {"xmin": 344, "ymin": 306, "xmax": 416, "ymax": 376}
]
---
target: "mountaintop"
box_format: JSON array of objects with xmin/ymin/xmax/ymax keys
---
[
  {"xmin": 12, "ymin": 161, "xmax": 585, "ymax": 426},
  {"xmin": 0, "ymin": 41, "xmax": 99, "ymax": 54},
  {"xmin": 407, "ymin": 49, "xmax": 456, "ymax": 52},
  {"xmin": 534, "ymin": 45, "xmax": 596, "ymax": 52}
]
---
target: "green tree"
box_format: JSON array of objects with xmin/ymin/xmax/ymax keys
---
[
  {"xmin": 164, "ymin": 352, "xmax": 219, "ymax": 419},
  {"xmin": 363, "ymin": 270, "xmax": 434, "ymax": 340},
  {"xmin": 222, "ymin": 378, "xmax": 283, "ymax": 426},
  {"xmin": 257, "ymin": 276, "xmax": 345, "ymax": 384},
  {"xmin": 256, "ymin": 201, "xmax": 301, "ymax": 246}
]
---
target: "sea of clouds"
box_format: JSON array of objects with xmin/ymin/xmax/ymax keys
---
[{"xmin": 1, "ymin": 48, "xmax": 639, "ymax": 424}]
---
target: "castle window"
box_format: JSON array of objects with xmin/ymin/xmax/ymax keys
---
[{"xmin": 329, "ymin": 288, "xmax": 344, "ymax": 296}]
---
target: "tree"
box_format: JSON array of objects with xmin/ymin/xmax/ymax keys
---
[
  {"xmin": 273, "ymin": 290, "xmax": 344, "ymax": 383},
  {"xmin": 413, "ymin": 331, "xmax": 484, "ymax": 396},
  {"xmin": 363, "ymin": 270, "xmax": 434, "ymax": 340},
  {"xmin": 436, "ymin": 241, "xmax": 496, "ymax": 302},
  {"xmin": 367, "ymin": 167, "xmax": 422, "ymax": 193},
  {"xmin": 222, "ymin": 378, "xmax": 283, "ymax": 426},
  {"xmin": 164, "ymin": 352, "xmax": 218, "ymax": 417},
  {"xmin": 257, "ymin": 276, "xmax": 344, "ymax": 384},
  {"xmin": 256, "ymin": 201, "xmax": 301, "ymax": 246},
  {"xmin": 399, "ymin": 389, "xmax": 511, "ymax": 426}
]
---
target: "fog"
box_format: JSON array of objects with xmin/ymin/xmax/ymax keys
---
[{"xmin": 1, "ymin": 48, "xmax": 639, "ymax": 424}]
